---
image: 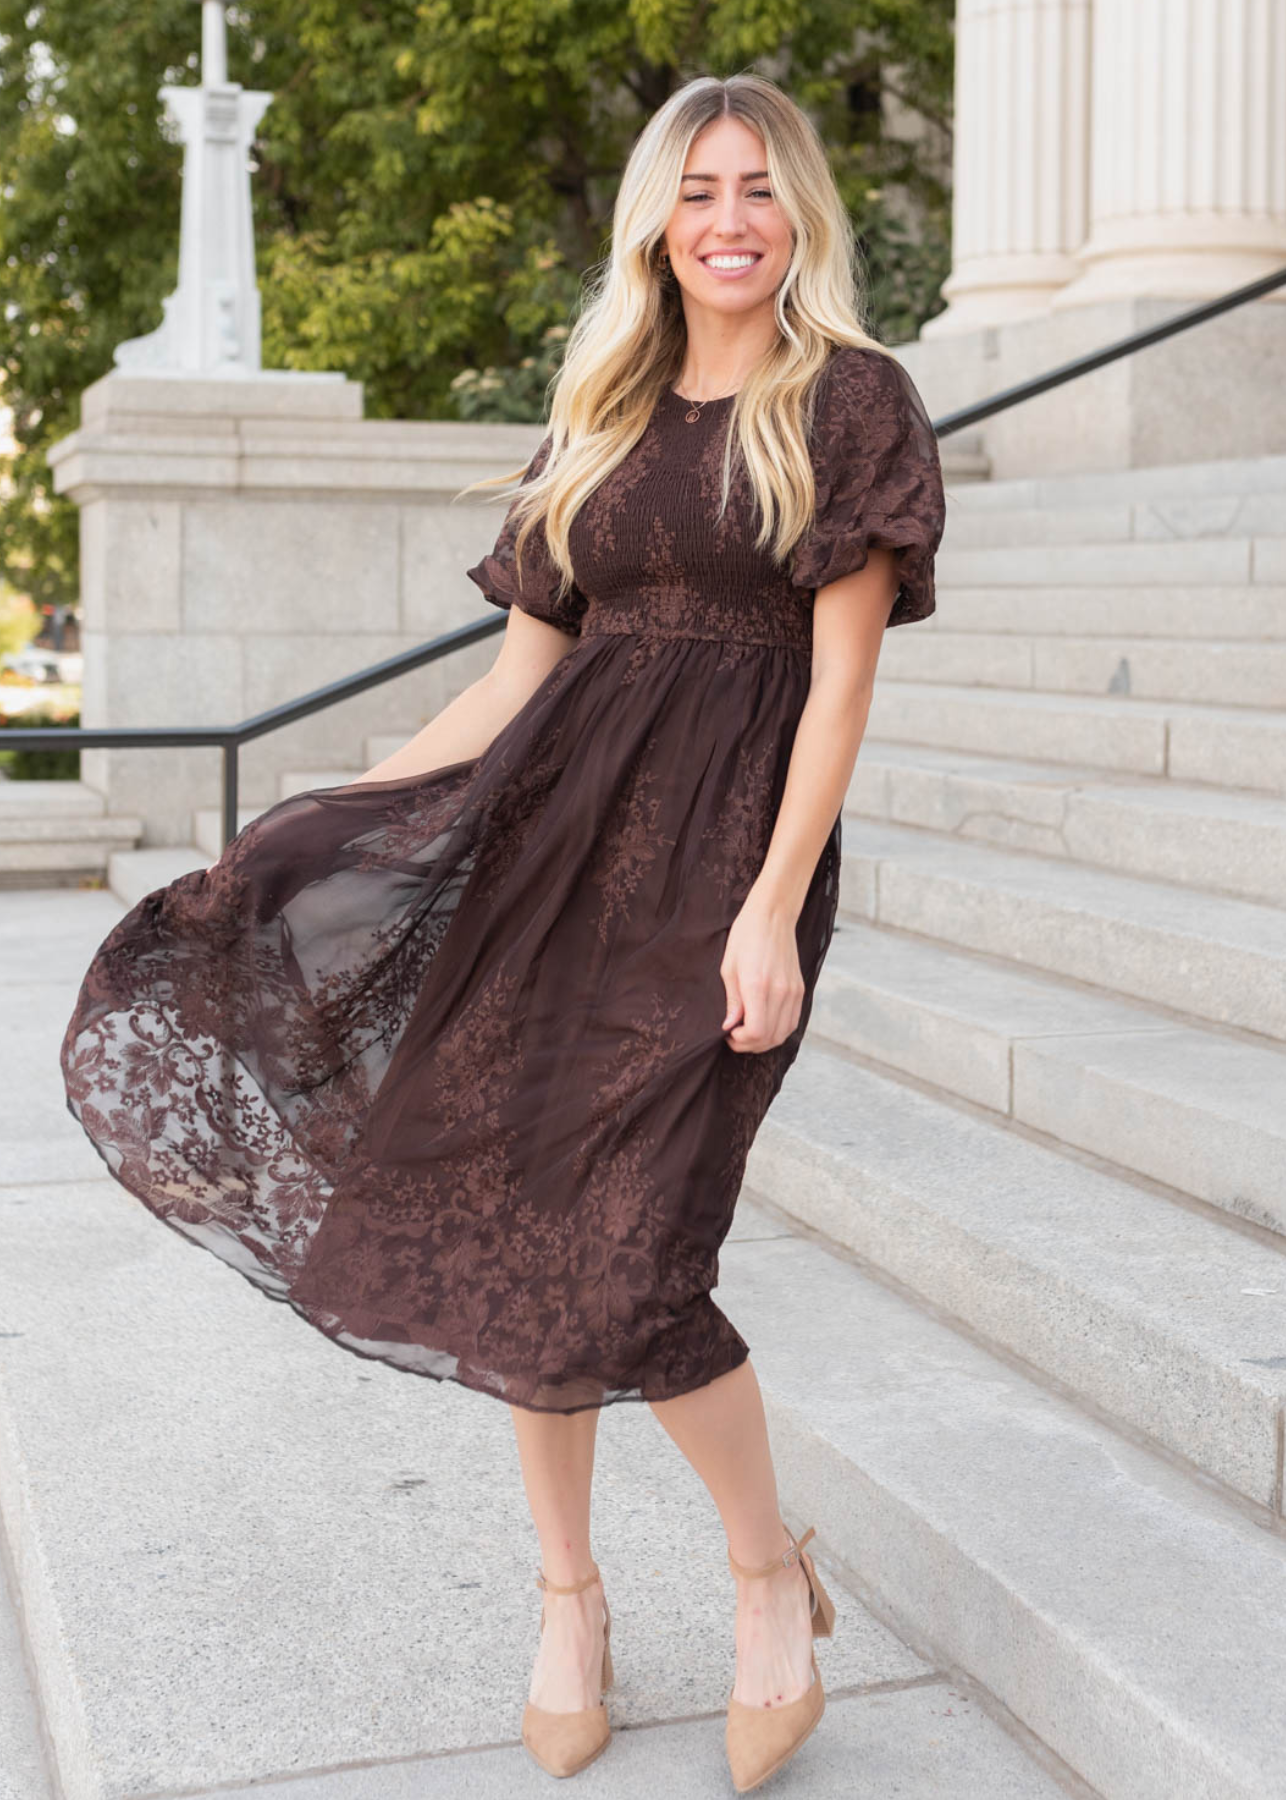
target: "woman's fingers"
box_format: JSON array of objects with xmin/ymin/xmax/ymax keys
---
[
  {"xmin": 721, "ymin": 964, "xmax": 743, "ymax": 1033},
  {"xmin": 723, "ymin": 969, "xmax": 804, "ymax": 1053},
  {"xmin": 728, "ymin": 979, "xmax": 768, "ymax": 1050},
  {"xmin": 721, "ymin": 906, "xmax": 806, "ymax": 1052}
]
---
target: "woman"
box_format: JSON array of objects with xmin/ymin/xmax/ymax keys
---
[{"xmin": 61, "ymin": 70, "xmax": 944, "ymax": 1792}]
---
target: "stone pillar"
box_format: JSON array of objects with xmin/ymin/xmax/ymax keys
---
[
  {"xmin": 1053, "ymin": 0, "xmax": 1286, "ymax": 309},
  {"xmin": 922, "ymin": 0, "xmax": 1092, "ymax": 336},
  {"xmin": 47, "ymin": 373, "xmax": 540, "ymax": 845}
]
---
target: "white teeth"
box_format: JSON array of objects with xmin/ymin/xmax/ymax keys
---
[{"xmin": 704, "ymin": 254, "xmax": 758, "ymax": 269}]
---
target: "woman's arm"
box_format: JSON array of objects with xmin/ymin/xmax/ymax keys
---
[
  {"xmin": 354, "ymin": 608, "xmax": 578, "ymax": 785},
  {"xmin": 719, "ymin": 547, "xmax": 898, "ymax": 1052}
]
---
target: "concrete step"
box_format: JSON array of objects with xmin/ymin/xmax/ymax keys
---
[
  {"xmin": 879, "ymin": 630, "xmax": 1286, "ymax": 708},
  {"xmin": 0, "ymin": 780, "xmax": 106, "ymax": 818},
  {"xmin": 865, "ymin": 683, "xmax": 1286, "ymax": 796},
  {"xmin": 945, "ymin": 449, "xmax": 1286, "ymax": 512},
  {"xmin": 0, "ymin": 1159, "xmax": 1068, "ymax": 1800},
  {"xmin": 0, "ymin": 780, "xmax": 144, "ymax": 885},
  {"xmin": 811, "ymin": 916, "xmax": 1286, "ymax": 1240},
  {"xmin": 193, "ymin": 753, "xmax": 434, "ymax": 855},
  {"xmin": 922, "ymin": 583, "xmax": 1286, "ymax": 638},
  {"xmin": 194, "ymin": 766, "xmax": 384, "ymax": 856},
  {"xmin": 942, "ymin": 493, "xmax": 1286, "ymax": 549},
  {"xmin": 0, "ymin": 817, "xmax": 144, "ymax": 883},
  {"xmin": 276, "ymin": 766, "xmax": 364, "ymax": 800},
  {"xmin": 193, "ymin": 776, "xmax": 380, "ymax": 855},
  {"xmin": 934, "ymin": 535, "xmax": 1270, "ymax": 589},
  {"xmin": 720, "ymin": 1221, "xmax": 1286, "ymax": 1800},
  {"xmin": 840, "ymin": 817, "xmax": 1286, "ymax": 1041},
  {"xmin": 943, "ymin": 501, "xmax": 1127, "ymax": 549},
  {"xmin": 848, "ymin": 742, "xmax": 1286, "ymax": 905},
  {"xmin": 106, "ymin": 844, "xmax": 210, "ymax": 909},
  {"xmin": 192, "ymin": 803, "xmax": 274, "ymax": 858},
  {"xmin": 746, "ymin": 1038, "xmax": 1286, "ymax": 1510}
]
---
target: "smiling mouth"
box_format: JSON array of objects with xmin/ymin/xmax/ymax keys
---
[{"xmin": 700, "ymin": 252, "xmax": 763, "ymax": 268}]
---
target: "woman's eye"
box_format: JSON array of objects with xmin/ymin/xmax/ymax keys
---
[{"xmin": 684, "ymin": 189, "xmax": 774, "ymax": 202}]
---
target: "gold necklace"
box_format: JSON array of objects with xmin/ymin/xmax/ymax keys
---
[{"xmin": 674, "ymin": 384, "xmax": 737, "ymax": 424}]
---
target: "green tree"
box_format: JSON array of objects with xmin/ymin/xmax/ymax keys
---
[{"xmin": 0, "ymin": 1, "xmax": 953, "ymax": 607}]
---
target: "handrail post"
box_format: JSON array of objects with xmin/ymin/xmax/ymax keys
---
[{"xmin": 222, "ymin": 740, "xmax": 238, "ymax": 853}]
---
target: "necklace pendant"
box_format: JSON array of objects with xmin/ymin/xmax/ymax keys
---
[{"xmin": 684, "ymin": 405, "xmax": 702, "ymax": 424}]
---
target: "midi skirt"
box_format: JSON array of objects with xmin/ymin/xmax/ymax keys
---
[{"xmin": 59, "ymin": 629, "xmax": 841, "ymax": 1413}]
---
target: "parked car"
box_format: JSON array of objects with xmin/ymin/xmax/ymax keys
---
[{"xmin": 1, "ymin": 646, "xmax": 64, "ymax": 683}]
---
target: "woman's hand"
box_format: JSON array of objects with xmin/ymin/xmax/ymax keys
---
[{"xmin": 719, "ymin": 886, "xmax": 806, "ymax": 1054}]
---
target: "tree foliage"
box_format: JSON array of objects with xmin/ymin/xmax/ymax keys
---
[{"xmin": 0, "ymin": 0, "xmax": 953, "ymax": 606}]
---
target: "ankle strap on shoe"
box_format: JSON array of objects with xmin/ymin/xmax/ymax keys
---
[
  {"xmin": 535, "ymin": 1560, "xmax": 601, "ymax": 1595},
  {"xmin": 727, "ymin": 1524, "xmax": 816, "ymax": 1580}
]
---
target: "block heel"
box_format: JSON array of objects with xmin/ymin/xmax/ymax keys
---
[
  {"xmin": 520, "ymin": 1561, "xmax": 613, "ymax": 1778},
  {"xmin": 725, "ymin": 1522, "xmax": 836, "ymax": 1794}
]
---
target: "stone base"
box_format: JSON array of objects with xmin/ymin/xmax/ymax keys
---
[
  {"xmin": 48, "ymin": 372, "xmax": 546, "ymax": 847},
  {"xmin": 903, "ymin": 292, "xmax": 1286, "ymax": 478}
]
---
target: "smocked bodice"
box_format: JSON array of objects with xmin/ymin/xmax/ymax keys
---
[
  {"xmin": 465, "ymin": 344, "xmax": 946, "ymax": 648},
  {"xmin": 567, "ymin": 390, "xmax": 813, "ymax": 651}
]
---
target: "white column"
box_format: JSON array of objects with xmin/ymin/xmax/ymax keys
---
[
  {"xmin": 923, "ymin": 0, "xmax": 1092, "ymax": 337},
  {"xmin": 112, "ymin": 2, "xmax": 273, "ymax": 376},
  {"xmin": 1053, "ymin": 0, "xmax": 1286, "ymax": 308},
  {"xmin": 201, "ymin": 0, "xmax": 228, "ymax": 84}
]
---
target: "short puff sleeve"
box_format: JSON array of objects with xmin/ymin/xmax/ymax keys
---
[
  {"xmin": 789, "ymin": 346, "xmax": 946, "ymax": 629},
  {"xmin": 465, "ymin": 430, "xmax": 589, "ymax": 637}
]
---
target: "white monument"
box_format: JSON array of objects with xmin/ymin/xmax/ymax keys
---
[{"xmin": 113, "ymin": 2, "xmax": 275, "ymax": 378}]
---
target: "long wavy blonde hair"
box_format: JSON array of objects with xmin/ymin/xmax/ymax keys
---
[{"xmin": 456, "ymin": 71, "xmax": 898, "ymax": 602}]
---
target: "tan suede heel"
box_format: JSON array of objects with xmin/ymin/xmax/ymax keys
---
[
  {"xmin": 725, "ymin": 1523, "xmax": 837, "ymax": 1793},
  {"xmin": 520, "ymin": 1560, "xmax": 613, "ymax": 1778}
]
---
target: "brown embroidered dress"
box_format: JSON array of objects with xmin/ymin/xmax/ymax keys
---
[{"xmin": 60, "ymin": 344, "xmax": 945, "ymax": 1415}]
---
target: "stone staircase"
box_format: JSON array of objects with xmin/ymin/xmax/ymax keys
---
[
  {"xmin": 0, "ymin": 778, "xmax": 143, "ymax": 889},
  {"xmin": 3, "ymin": 448, "xmax": 1285, "ymax": 1799},
  {"xmin": 737, "ymin": 449, "xmax": 1286, "ymax": 1799}
]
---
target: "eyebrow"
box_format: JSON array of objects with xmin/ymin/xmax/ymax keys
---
[{"xmin": 680, "ymin": 170, "xmax": 770, "ymax": 181}]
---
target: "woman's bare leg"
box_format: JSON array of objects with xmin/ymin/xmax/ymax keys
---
[
  {"xmin": 648, "ymin": 1357, "xmax": 815, "ymax": 1707},
  {"xmin": 509, "ymin": 1403, "xmax": 608, "ymax": 1712}
]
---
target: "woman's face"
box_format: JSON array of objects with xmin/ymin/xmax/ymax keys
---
[{"xmin": 660, "ymin": 116, "xmax": 791, "ymax": 317}]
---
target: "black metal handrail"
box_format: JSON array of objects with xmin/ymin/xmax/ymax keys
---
[
  {"xmin": 3, "ymin": 618, "xmax": 507, "ymax": 852},
  {"xmin": 7, "ymin": 262, "xmax": 1285, "ymax": 855}
]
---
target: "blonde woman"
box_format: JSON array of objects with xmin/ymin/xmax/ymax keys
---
[{"xmin": 62, "ymin": 70, "xmax": 945, "ymax": 1793}]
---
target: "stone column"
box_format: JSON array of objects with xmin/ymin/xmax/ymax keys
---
[
  {"xmin": 1053, "ymin": 0, "xmax": 1286, "ymax": 309},
  {"xmin": 922, "ymin": 0, "xmax": 1092, "ymax": 336}
]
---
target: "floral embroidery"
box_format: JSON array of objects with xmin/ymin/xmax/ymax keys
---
[{"xmin": 586, "ymin": 731, "xmax": 676, "ymax": 946}]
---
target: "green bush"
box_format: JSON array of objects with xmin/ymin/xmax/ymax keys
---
[{"xmin": 0, "ymin": 706, "xmax": 80, "ymax": 780}]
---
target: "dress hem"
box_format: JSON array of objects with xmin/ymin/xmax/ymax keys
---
[{"xmin": 68, "ymin": 1091, "xmax": 752, "ymax": 1417}]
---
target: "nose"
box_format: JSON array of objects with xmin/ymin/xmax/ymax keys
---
[{"xmin": 707, "ymin": 187, "xmax": 753, "ymax": 238}]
